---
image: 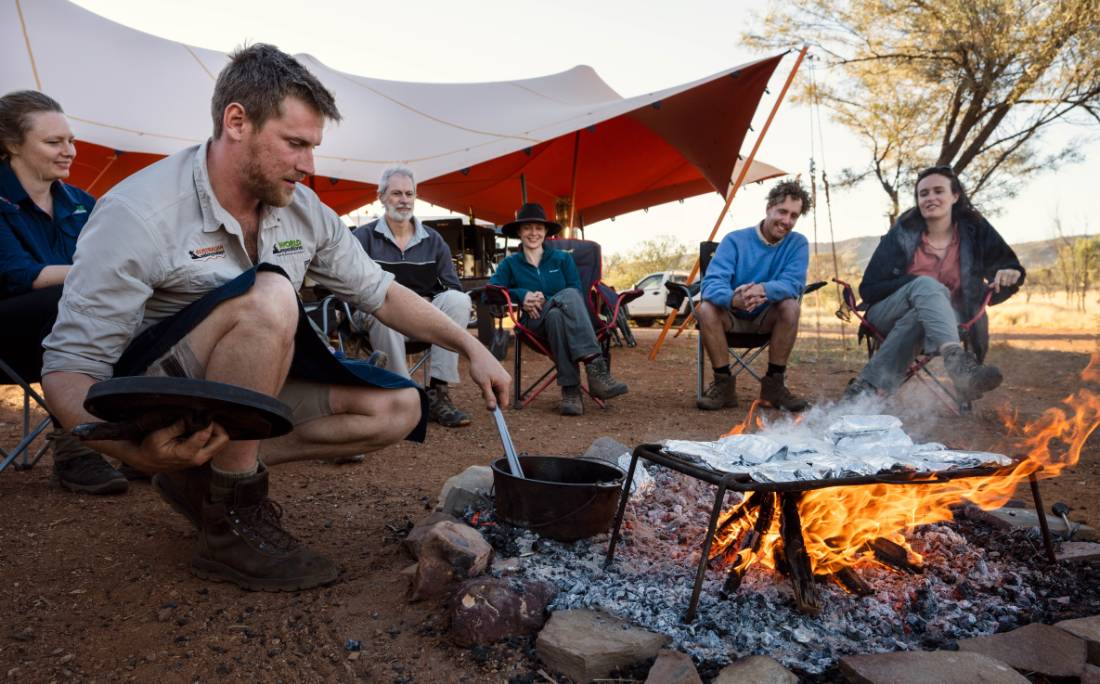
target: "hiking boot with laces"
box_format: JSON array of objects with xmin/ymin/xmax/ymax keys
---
[
  {"xmin": 759, "ymin": 374, "xmax": 810, "ymax": 412},
  {"xmin": 153, "ymin": 464, "xmax": 211, "ymax": 529},
  {"xmin": 49, "ymin": 429, "xmax": 128, "ymax": 495},
  {"xmin": 427, "ymin": 385, "xmax": 470, "ymax": 428},
  {"xmin": 584, "ymin": 357, "xmax": 628, "ymax": 400},
  {"xmin": 191, "ymin": 465, "xmax": 340, "ymax": 591},
  {"xmin": 697, "ymin": 374, "xmax": 737, "ymax": 411},
  {"xmin": 842, "ymin": 377, "xmax": 878, "ymax": 403},
  {"xmin": 560, "ymin": 385, "xmax": 584, "ymax": 416},
  {"xmin": 943, "ymin": 345, "xmax": 1003, "ymax": 401}
]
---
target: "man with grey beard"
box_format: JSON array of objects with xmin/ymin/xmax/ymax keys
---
[{"xmin": 352, "ymin": 166, "xmax": 473, "ymax": 428}]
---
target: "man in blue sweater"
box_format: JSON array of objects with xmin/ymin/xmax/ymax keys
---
[{"xmin": 697, "ymin": 179, "xmax": 812, "ymax": 411}]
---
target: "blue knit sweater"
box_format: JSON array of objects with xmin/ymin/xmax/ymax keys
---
[{"xmin": 700, "ymin": 225, "xmax": 809, "ymax": 318}]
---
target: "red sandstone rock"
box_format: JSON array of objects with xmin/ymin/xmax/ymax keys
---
[
  {"xmin": 403, "ymin": 512, "xmax": 459, "ymax": 559},
  {"xmin": 713, "ymin": 655, "xmax": 797, "ymax": 683},
  {"xmin": 840, "ymin": 650, "xmax": 1028, "ymax": 684},
  {"xmin": 644, "ymin": 649, "xmax": 701, "ymax": 684},
  {"xmin": 448, "ymin": 577, "xmax": 557, "ymax": 647},
  {"xmin": 408, "ymin": 521, "xmax": 492, "ymax": 601},
  {"xmin": 536, "ymin": 609, "xmax": 668, "ymax": 683},
  {"xmin": 958, "ymin": 622, "xmax": 1087, "ymax": 679}
]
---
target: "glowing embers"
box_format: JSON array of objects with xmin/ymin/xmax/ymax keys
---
[
  {"xmin": 709, "ymin": 355, "xmax": 1100, "ymax": 587},
  {"xmin": 606, "ymin": 354, "xmax": 1100, "ymax": 622}
]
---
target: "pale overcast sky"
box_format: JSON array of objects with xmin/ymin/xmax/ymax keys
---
[{"xmin": 72, "ymin": 0, "xmax": 1099, "ymax": 255}]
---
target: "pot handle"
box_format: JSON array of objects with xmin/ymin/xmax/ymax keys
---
[{"xmin": 519, "ymin": 490, "xmax": 600, "ymax": 530}]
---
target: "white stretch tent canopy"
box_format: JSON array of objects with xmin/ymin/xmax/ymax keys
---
[{"xmin": 1, "ymin": 0, "xmax": 786, "ymax": 223}]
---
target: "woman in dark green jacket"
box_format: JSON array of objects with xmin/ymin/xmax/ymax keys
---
[{"xmin": 489, "ymin": 203, "xmax": 628, "ymax": 415}]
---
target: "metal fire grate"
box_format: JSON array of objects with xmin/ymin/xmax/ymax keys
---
[{"xmin": 604, "ymin": 443, "xmax": 1056, "ymax": 623}]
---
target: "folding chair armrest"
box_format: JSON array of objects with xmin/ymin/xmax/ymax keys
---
[
  {"xmin": 959, "ymin": 284, "xmax": 996, "ymax": 333},
  {"xmin": 618, "ymin": 287, "xmax": 644, "ymax": 305},
  {"xmin": 831, "ymin": 277, "xmax": 859, "ymax": 310},
  {"xmin": 597, "ymin": 286, "xmax": 643, "ymax": 326},
  {"xmin": 664, "ymin": 281, "xmax": 700, "ymax": 316},
  {"xmin": 803, "ymin": 280, "xmax": 827, "ymax": 295},
  {"xmin": 482, "ymin": 284, "xmax": 523, "ymax": 327}
]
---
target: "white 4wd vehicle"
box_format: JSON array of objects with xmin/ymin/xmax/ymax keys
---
[{"xmin": 627, "ymin": 270, "xmax": 692, "ymax": 326}]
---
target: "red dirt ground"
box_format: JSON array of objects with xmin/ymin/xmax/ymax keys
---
[{"xmin": 1, "ymin": 328, "xmax": 1096, "ymax": 682}]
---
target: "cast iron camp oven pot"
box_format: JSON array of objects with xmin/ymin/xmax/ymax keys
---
[{"xmin": 491, "ymin": 455, "xmax": 625, "ymax": 542}]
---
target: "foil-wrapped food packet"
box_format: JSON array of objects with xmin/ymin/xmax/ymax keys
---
[{"xmin": 662, "ymin": 415, "xmax": 1010, "ymax": 483}]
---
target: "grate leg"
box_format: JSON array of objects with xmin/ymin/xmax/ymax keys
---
[
  {"xmin": 604, "ymin": 451, "xmax": 640, "ymax": 568},
  {"xmin": 1028, "ymin": 473, "xmax": 1057, "ymax": 564},
  {"xmin": 686, "ymin": 481, "xmax": 729, "ymax": 623}
]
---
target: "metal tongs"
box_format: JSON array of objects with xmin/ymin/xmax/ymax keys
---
[{"xmin": 491, "ymin": 406, "xmax": 525, "ymax": 478}]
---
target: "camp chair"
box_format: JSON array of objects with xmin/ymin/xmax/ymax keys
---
[
  {"xmin": 833, "ymin": 277, "xmax": 994, "ymax": 413},
  {"xmin": 0, "ymin": 356, "xmax": 53, "ymax": 473},
  {"xmin": 482, "ymin": 238, "xmax": 642, "ymax": 410},
  {"xmin": 665, "ymin": 241, "xmax": 826, "ymax": 404},
  {"xmin": 306, "ymin": 290, "xmax": 431, "ymax": 382}
]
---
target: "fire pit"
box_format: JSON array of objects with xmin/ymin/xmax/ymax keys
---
[{"xmin": 605, "ymin": 442, "xmax": 1055, "ymax": 623}]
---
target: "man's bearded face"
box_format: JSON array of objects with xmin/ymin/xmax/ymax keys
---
[{"xmin": 381, "ymin": 174, "xmax": 416, "ymax": 223}]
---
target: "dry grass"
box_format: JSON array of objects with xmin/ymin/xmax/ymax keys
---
[
  {"xmin": 986, "ymin": 291, "xmax": 1100, "ymax": 331},
  {"xmin": 799, "ymin": 288, "xmax": 1100, "ymax": 335}
]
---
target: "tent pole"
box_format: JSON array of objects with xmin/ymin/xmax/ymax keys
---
[
  {"xmin": 567, "ymin": 131, "xmax": 581, "ymax": 237},
  {"xmin": 673, "ymin": 311, "xmax": 695, "ymax": 337},
  {"xmin": 520, "ymin": 173, "xmax": 528, "ymax": 204},
  {"xmin": 649, "ymin": 45, "xmax": 809, "ymax": 361}
]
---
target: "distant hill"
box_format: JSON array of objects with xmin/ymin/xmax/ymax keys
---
[{"xmin": 809, "ymin": 235, "xmax": 1086, "ymax": 272}]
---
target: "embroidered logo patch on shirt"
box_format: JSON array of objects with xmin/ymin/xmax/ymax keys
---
[
  {"xmin": 273, "ymin": 238, "xmax": 305, "ymax": 256},
  {"xmin": 72, "ymin": 205, "xmax": 88, "ymax": 215},
  {"xmin": 189, "ymin": 244, "xmax": 226, "ymax": 261}
]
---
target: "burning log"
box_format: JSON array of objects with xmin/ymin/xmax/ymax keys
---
[
  {"xmin": 714, "ymin": 491, "xmax": 761, "ymax": 538},
  {"xmin": 778, "ymin": 493, "xmax": 821, "ymax": 616},
  {"xmin": 865, "ymin": 538, "xmax": 923, "ymax": 574},
  {"xmin": 720, "ymin": 493, "xmax": 777, "ymax": 597},
  {"xmin": 830, "ymin": 567, "xmax": 873, "ymax": 596}
]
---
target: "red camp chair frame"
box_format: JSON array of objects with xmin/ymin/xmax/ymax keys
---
[
  {"xmin": 834, "ymin": 277, "xmax": 994, "ymax": 413},
  {"xmin": 483, "ymin": 282, "xmax": 641, "ymax": 410}
]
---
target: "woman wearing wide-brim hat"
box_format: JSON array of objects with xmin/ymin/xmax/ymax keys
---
[{"xmin": 489, "ymin": 203, "xmax": 628, "ymax": 415}]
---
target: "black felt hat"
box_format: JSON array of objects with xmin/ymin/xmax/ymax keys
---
[{"xmin": 500, "ymin": 203, "xmax": 562, "ymax": 239}]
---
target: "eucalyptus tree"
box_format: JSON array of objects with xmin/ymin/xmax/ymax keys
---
[{"xmin": 748, "ymin": 0, "xmax": 1100, "ymax": 223}]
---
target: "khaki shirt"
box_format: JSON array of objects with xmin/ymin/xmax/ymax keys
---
[{"xmin": 42, "ymin": 141, "xmax": 393, "ymax": 380}]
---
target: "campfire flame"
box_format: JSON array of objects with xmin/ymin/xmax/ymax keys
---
[{"xmin": 711, "ymin": 354, "xmax": 1100, "ymax": 581}]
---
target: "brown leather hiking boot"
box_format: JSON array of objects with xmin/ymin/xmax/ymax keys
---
[
  {"xmin": 943, "ymin": 345, "xmax": 1003, "ymax": 401},
  {"xmin": 697, "ymin": 374, "xmax": 737, "ymax": 410},
  {"xmin": 152, "ymin": 464, "xmax": 211, "ymax": 529},
  {"xmin": 191, "ymin": 466, "xmax": 340, "ymax": 591},
  {"xmin": 584, "ymin": 357, "xmax": 628, "ymax": 400},
  {"xmin": 427, "ymin": 385, "xmax": 471, "ymax": 428},
  {"xmin": 49, "ymin": 430, "xmax": 128, "ymax": 495},
  {"xmin": 560, "ymin": 385, "xmax": 584, "ymax": 416},
  {"xmin": 759, "ymin": 374, "xmax": 809, "ymax": 412}
]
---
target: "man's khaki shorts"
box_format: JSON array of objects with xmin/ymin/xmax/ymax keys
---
[
  {"xmin": 144, "ymin": 338, "xmax": 333, "ymax": 425},
  {"xmin": 721, "ymin": 305, "xmax": 776, "ymax": 335}
]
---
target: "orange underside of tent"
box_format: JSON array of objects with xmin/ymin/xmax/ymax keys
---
[
  {"xmin": 66, "ymin": 55, "xmax": 782, "ymax": 226},
  {"xmin": 420, "ymin": 55, "xmax": 783, "ymax": 225},
  {"xmin": 69, "ymin": 141, "xmax": 378, "ymax": 216}
]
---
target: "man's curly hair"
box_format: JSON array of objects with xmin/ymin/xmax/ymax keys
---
[{"xmin": 765, "ymin": 178, "xmax": 812, "ymax": 216}]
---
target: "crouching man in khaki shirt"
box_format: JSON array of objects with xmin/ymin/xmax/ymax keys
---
[{"xmin": 40, "ymin": 44, "xmax": 510, "ymax": 592}]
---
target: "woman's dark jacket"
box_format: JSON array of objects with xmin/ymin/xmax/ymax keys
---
[{"xmin": 857, "ymin": 207, "xmax": 1025, "ymax": 362}]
